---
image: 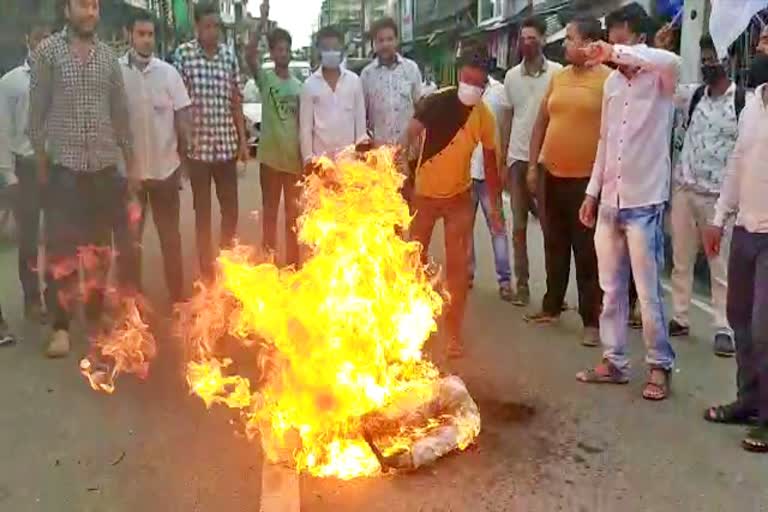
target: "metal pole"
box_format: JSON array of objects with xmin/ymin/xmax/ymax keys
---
[
  {"xmin": 680, "ymin": 0, "xmax": 706, "ymax": 84},
  {"xmin": 361, "ymin": 0, "xmax": 367, "ymax": 57}
]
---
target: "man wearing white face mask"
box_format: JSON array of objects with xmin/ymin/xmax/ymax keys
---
[
  {"xmin": 299, "ymin": 26, "xmax": 368, "ymax": 165},
  {"xmin": 115, "ymin": 10, "xmax": 192, "ymax": 304},
  {"xmin": 400, "ymin": 45, "xmax": 503, "ymax": 359}
]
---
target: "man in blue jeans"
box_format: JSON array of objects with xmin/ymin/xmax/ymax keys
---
[
  {"xmin": 703, "ymin": 80, "xmax": 768, "ymax": 453},
  {"xmin": 468, "ymin": 74, "xmax": 513, "ymax": 300},
  {"xmin": 575, "ymin": 5, "xmax": 679, "ymax": 401}
]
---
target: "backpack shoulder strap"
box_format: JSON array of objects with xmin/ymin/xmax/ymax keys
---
[
  {"xmin": 735, "ymin": 85, "xmax": 747, "ymax": 120},
  {"xmin": 686, "ymin": 84, "xmax": 707, "ymax": 127}
]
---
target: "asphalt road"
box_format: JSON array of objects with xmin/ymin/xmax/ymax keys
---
[{"xmin": 0, "ymin": 162, "xmax": 766, "ymax": 512}]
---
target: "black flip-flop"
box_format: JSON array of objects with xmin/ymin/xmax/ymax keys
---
[{"xmin": 704, "ymin": 403, "xmax": 758, "ymax": 426}]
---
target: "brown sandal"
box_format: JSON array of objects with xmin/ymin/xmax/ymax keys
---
[
  {"xmin": 576, "ymin": 361, "xmax": 629, "ymax": 384},
  {"xmin": 642, "ymin": 368, "xmax": 671, "ymax": 401}
]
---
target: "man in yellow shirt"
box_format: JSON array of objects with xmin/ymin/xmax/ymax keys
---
[
  {"xmin": 526, "ymin": 15, "xmax": 611, "ymax": 347},
  {"xmin": 401, "ymin": 45, "xmax": 503, "ymax": 358}
]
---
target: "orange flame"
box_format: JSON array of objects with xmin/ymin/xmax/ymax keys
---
[
  {"xmin": 179, "ymin": 147, "xmax": 481, "ymax": 479},
  {"xmin": 80, "ymin": 296, "xmax": 157, "ymax": 394}
]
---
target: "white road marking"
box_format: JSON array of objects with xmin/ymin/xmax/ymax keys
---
[{"xmin": 661, "ymin": 282, "xmax": 716, "ymax": 316}]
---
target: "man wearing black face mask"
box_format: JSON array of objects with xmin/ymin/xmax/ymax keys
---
[{"xmin": 668, "ymin": 35, "xmax": 748, "ymax": 358}]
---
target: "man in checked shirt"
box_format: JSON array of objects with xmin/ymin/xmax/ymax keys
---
[
  {"xmin": 174, "ymin": 1, "xmax": 249, "ymax": 283},
  {"xmin": 28, "ymin": 0, "xmax": 135, "ymax": 358}
]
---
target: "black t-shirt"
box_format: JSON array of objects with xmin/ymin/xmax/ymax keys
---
[{"xmin": 414, "ymin": 88, "xmax": 473, "ymax": 162}]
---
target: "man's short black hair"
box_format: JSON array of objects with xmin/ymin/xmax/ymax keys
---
[
  {"xmin": 521, "ymin": 16, "xmax": 547, "ymax": 36},
  {"xmin": 700, "ymin": 34, "xmax": 716, "ymax": 52},
  {"xmin": 370, "ymin": 17, "xmax": 398, "ymax": 39},
  {"xmin": 127, "ymin": 9, "xmax": 156, "ymax": 31},
  {"xmin": 606, "ymin": 2, "xmax": 649, "ymax": 36},
  {"xmin": 569, "ymin": 14, "xmax": 603, "ymax": 42},
  {"xmin": 268, "ymin": 28, "xmax": 292, "ymax": 49},
  {"xmin": 194, "ymin": 1, "xmax": 220, "ymax": 23},
  {"xmin": 25, "ymin": 16, "xmax": 52, "ymax": 36},
  {"xmin": 458, "ymin": 44, "xmax": 490, "ymax": 71},
  {"xmin": 316, "ymin": 26, "xmax": 344, "ymax": 46}
]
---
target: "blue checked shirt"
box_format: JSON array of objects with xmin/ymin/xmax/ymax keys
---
[{"xmin": 174, "ymin": 40, "xmax": 241, "ymax": 163}]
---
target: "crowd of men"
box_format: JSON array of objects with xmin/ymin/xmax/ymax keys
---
[{"xmin": 0, "ymin": 0, "xmax": 767, "ymax": 454}]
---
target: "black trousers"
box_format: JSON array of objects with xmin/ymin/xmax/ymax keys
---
[
  {"xmin": 188, "ymin": 159, "xmax": 239, "ymax": 281},
  {"xmin": 13, "ymin": 156, "xmax": 42, "ymax": 306},
  {"xmin": 115, "ymin": 170, "xmax": 184, "ymax": 302},
  {"xmin": 260, "ymin": 165, "xmax": 301, "ymax": 267},
  {"xmin": 45, "ymin": 165, "xmax": 125, "ymax": 330},
  {"xmin": 542, "ymin": 171, "xmax": 601, "ymax": 327},
  {"xmin": 728, "ymin": 227, "xmax": 768, "ymax": 424}
]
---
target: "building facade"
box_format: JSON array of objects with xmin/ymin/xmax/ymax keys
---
[{"xmin": 317, "ymin": 0, "xmax": 389, "ymax": 57}]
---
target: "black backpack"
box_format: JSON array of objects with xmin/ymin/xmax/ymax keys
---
[{"xmin": 684, "ymin": 84, "xmax": 747, "ymax": 130}]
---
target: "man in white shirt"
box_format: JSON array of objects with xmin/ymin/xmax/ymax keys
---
[
  {"xmin": 361, "ymin": 17, "xmax": 421, "ymax": 149},
  {"xmin": 704, "ymin": 83, "xmax": 768, "ymax": 453},
  {"xmin": 469, "ymin": 75, "xmax": 513, "ymax": 300},
  {"xmin": 300, "ymin": 26, "xmax": 367, "ymax": 165},
  {"xmin": 576, "ymin": 5, "xmax": 679, "ymax": 401},
  {"xmin": 503, "ymin": 16, "xmax": 562, "ymax": 306},
  {"xmin": 0, "ymin": 20, "xmax": 51, "ymax": 323},
  {"xmin": 115, "ymin": 11, "xmax": 191, "ymax": 304},
  {"xmin": 668, "ymin": 34, "xmax": 747, "ymax": 357}
]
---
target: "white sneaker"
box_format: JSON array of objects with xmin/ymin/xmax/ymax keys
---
[
  {"xmin": 0, "ymin": 322, "xmax": 16, "ymax": 347},
  {"xmin": 46, "ymin": 329, "xmax": 70, "ymax": 358}
]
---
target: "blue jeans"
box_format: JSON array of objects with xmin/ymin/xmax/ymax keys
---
[
  {"xmin": 469, "ymin": 179, "xmax": 511, "ymax": 285},
  {"xmin": 595, "ymin": 204, "xmax": 675, "ymax": 374},
  {"xmin": 727, "ymin": 227, "xmax": 768, "ymax": 424}
]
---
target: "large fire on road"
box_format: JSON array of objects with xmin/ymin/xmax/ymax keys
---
[{"xmin": 84, "ymin": 148, "xmax": 482, "ymax": 480}]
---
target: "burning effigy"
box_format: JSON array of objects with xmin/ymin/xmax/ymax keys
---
[{"xmin": 84, "ymin": 147, "xmax": 481, "ymax": 479}]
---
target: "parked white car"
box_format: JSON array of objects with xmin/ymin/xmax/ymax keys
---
[{"xmin": 242, "ymin": 79, "xmax": 262, "ymax": 150}]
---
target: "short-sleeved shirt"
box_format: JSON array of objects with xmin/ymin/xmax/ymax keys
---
[
  {"xmin": 540, "ymin": 65, "xmax": 611, "ymax": 178},
  {"xmin": 414, "ymin": 88, "xmax": 496, "ymax": 198},
  {"xmin": 360, "ymin": 54, "xmax": 422, "ymax": 146},
  {"xmin": 675, "ymin": 82, "xmax": 744, "ymax": 195},
  {"xmin": 504, "ymin": 59, "xmax": 562, "ymax": 166},
  {"xmin": 174, "ymin": 40, "xmax": 240, "ymax": 162},
  {"xmin": 120, "ymin": 55, "xmax": 191, "ymax": 180},
  {"xmin": 470, "ymin": 77, "xmax": 509, "ymax": 180},
  {"xmin": 257, "ymin": 69, "xmax": 302, "ymax": 174}
]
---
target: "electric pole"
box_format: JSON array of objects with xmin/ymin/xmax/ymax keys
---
[{"xmin": 361, "ymin": 0, "xmax": 367, "ymax": 57}]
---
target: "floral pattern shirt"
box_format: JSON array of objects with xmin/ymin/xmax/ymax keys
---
[
  {"xmin": 675, "ymin": 83, "xmax": 748, "ymax": 195},
  {"xmin": 360, "ymin": 54, "xmax": 422, "ymax": 147}
]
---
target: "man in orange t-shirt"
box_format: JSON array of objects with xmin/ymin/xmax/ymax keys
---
[
  {"xmin": 525, "ymin": 15, "xmax": 611, "ymax": 347},
  {"xmin": 400, "ymin": 46, "xmax": 503, "ymax": 359}
]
